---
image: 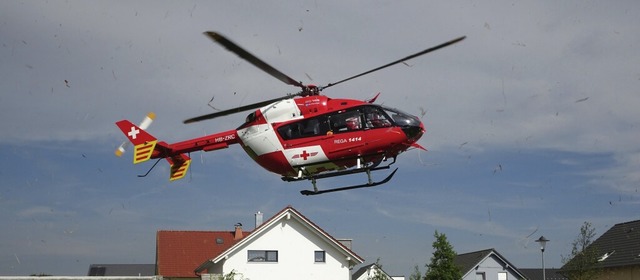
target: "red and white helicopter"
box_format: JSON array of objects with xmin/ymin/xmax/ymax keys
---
[{"xmin": 116, "ymin": 31, "xmax": 465, "ymax": 195}]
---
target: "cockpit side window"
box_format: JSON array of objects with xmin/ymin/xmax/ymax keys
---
[
  {"xmin": 363, "ymin": 106, "xmax": 393, "ymax": 128},
  {"xmin": 277, "ymin": 108, "xmax": 371, "ymax": 140},
  {"xmin": 328, "ymin": 109, "xmax": 362, "ymax": 133}
]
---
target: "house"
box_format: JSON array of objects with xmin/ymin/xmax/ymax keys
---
[
  {"xmin": 0, "ymin": 277, "xmax": 160, "ymax": 280},
  {"xmin": 156, "ymin": 225, "xmax": 252, "ymax": 279},
  {"xmin": 560, "ymin": 220, "xmax": 640, "ymax": 280},
  {"xmin": 352, "ymin": 263, "xmax": 405, "ymax": 280},
  {"xmin": 157, "ymin": 206, "xmax": 363, "ymax": 280},
  {"xmin": 519, "ymin": 268, "xmax": 567, "ymax": 280},
  {"xmin": 195, "ymin": 206, "xmax": 363, "ymax": 279},
  {"xmin": 87, "ymin": 264, "xmax": 156, "ymax": 276},
  {"xmin": 455, "ymin": 248, "xmax": 527, "ymax": 280}
]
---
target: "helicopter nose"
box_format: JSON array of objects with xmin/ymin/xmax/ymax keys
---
[
  {"xmin": 384, "ymin": 107, "xmax": 425, "ymax": 143},
  {"xmin": 401, "ymin": 122, "xmax": 425, "ymax": 142}
]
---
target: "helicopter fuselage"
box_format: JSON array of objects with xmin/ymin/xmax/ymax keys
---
[{"xmin": 235, "ymin": 94, "xmax": 425, "ymax": 178}]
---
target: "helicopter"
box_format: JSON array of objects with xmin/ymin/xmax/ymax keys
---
[{"xmin": 115, "ymin": 31, "xmax": 465, "ymax": 195}]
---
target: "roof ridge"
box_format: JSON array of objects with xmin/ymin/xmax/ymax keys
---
[
  {"xmin": 456, "ymin": 248, "xmax": 494, "ymax": 256},
  {"xmin": 284, "ymin": 206, "xmax": 365, "ymax": 262},
  {"xmin": 613, "ymin": 219, "xmax": 640, "ymax": 226},
  {"xmin": 157, "ymin": 230, "xmax": 250, "ymax": 233}
]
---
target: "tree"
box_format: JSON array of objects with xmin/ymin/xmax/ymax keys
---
[
  {"xmin": 368, "ymin": 258, "xmax": 389, "ymax": 280},
  {"xmin": 561, "ymin": 221, "xmax": 601, "ymax": 280},
  {"xmin": 409, "ymin": 265, "xmax": 423, "ymax": 280},
  {"xmin": 424, "ymin": 230, "xmax": 462, "ymax": 280},
  {"xmin": 203, "ymin": 270, "xmax": 248, "ymax": 280}
]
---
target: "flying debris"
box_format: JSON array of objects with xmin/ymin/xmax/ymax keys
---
[{"xmin": 493, "ymin": 164, "xmax": 502, "ymax": 174}]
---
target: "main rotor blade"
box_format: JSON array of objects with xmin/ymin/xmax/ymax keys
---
[
  {"xmin": 321, "ymin": 36, "xmax": 466, "ymax": 90},
  {"xmin": 183, "ymin": 94, "xmax": 299, "ymax": 124},
  {"xmin": 204, "ymin": 31, "xmax": 305, "ymax": 88}
]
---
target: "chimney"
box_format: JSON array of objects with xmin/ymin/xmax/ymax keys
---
[
  {"xmin": 255, "ymin": 211, "xmax": 263, "ymax": 229},
  {"xmin": 337, "ymin": 239, "xmax": 353, "ymax": 250},
  {"xmin": 234, "ymin": 223, "xmax": 243, "ymax": 240}
]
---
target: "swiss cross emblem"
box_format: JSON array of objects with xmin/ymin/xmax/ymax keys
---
[
  {"xmin": 128, "ymin": 126, "xmax": 140, "ymax": 139},
  {"xmin": 292, "ymin": 150, "xmax": 318, "ymax": 160}
]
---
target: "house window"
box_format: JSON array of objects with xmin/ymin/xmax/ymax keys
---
[
  {"xmin": 498, "ymin": 272, "xmax": 507, "ymax": 280},
  {"xmin": 314, "ymin": 250, "xmax": 326, "ymax": 262},
  {"xmin": 247, "ymin": 250, "xmax": 278, "ymax": 262},
  {"xmin": 474, "ymin": 272, "xmax": 485, "ymax": 280}
]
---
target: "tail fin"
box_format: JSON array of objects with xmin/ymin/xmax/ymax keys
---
[
  {"xmin": 115, "ymin": 117, "xmax": 191, "ymax": 181},
  {"xmin": 115, "ymin": 119, "xmax": 158, "ymax": 164},
  {"xmin": 115, "ymin": 112, "xmax": 155, "ymax": 157}
]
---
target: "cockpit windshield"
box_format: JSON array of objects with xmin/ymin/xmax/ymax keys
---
[{"xmin": 379, "ymin": 106, "xmax": 421, "ymax": 128}]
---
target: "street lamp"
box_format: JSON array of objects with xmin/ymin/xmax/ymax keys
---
[{"xmin": 535, "ymin": 236, "xmax": 550, "ymax": 280}]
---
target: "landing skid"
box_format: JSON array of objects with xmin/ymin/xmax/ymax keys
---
[
  {"xmin": 280, "ymin": 156, "xmax": 398, "ymax": 195},
  {"xmin": 299, "ymin": 168, "xmax": 398, "ymax": 196}
]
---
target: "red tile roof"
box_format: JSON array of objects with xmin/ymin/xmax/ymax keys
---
[{"xmin": 156, "ymin": 230, "xmax": 250, "ymax": 278}]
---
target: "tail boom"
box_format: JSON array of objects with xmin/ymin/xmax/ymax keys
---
[{"xmin": 116, "ymin": 118, "xmax": 239, "ymax": 181}]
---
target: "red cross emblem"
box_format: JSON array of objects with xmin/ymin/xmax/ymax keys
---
[
  {"xmin": 292, "ymin": 150, "xmax": 318, "ymax": 160},
  {"xmin": 300, "ymin": 150, "xmax": 311, "ymax": 160}
]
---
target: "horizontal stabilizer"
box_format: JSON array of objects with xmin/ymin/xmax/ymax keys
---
[
  {"xmin": 167, "ymin": 154, "xmax": 191, "ymax": 181},
  {"xmin": 133, "ymin": 140, "xmax": 157, "ymax": 164}
]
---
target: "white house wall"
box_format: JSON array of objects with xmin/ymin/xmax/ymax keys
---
[
  {"xmin": 211, "ymin": 218, "xmax": 353, "ymax": 280},
  {"xmin": 353, "ymin": 266, "xmax": 394, "ymax": 280},
  {"xmin": 462, "ymin": 255, "xmax": 521, "ymax": 280}
]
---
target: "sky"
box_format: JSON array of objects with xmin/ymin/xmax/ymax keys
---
[{"xmin": 1, "ymin": 0, "xmax": 639, "ymax": 277}]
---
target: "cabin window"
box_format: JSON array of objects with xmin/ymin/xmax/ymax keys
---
[
  {"xmin": 314, "ymin": 251, "xmax": 326, "ymax": 263},
  {"xmin": 277, "ymin": 116, "xmax": 330, "ymax": 140},
  {"xmin": 248, "ymin": 250, "xmax": 278, "ymax": 262},
  {"xmin": 278, "ymin": 107, "xmax": 378, "ymax": 139},
  {"xmin": 327, "ymin": 109, "xmax": 363, "ymax": 133}
]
